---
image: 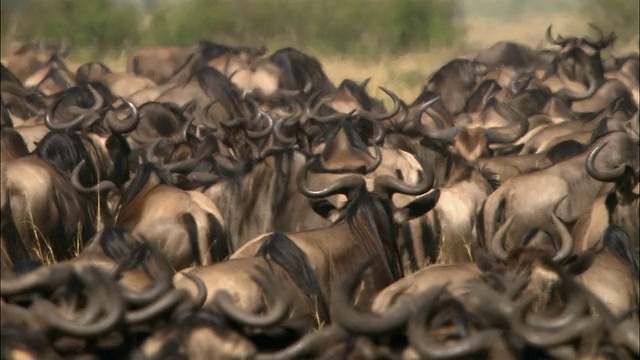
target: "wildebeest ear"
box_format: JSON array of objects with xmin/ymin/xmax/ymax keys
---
[
  {"xmin": 393, "ymin": 189, "xmax": 440, "ymax": 223},
  {"xmin": 309, "ymin": 199, "xmax": 340, "ymax": 221}
]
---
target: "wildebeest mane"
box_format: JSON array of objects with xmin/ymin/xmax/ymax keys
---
[
  {"xmin": 272, "ymin": 149, "xmax": 294, "ymax": 229},
  {"xmin": 464, "ymin": 79, "xmax": 500, "ymax": 113},
  {"xmin": 35, "ymin": 131, "xmax": 97, "ymax": 187},
  {"xmin": 191, "ymin": 67, "xmax": 246, "ymax": 116},
  {"xmin": 602, "ymin": 224, "xmax": 639, "ymax": 278},
  {"xmin": 337, "ymin": 190, "xmax": 403, "ymax": 282},
  {"xmin": 507, "ymin": 88, "xmax": 552, "ymax": 116},
  {"xmin": 93, "ymin": 227, "xmax": 150, "ymax": 271},
  {"xmin": 197, "ymin": 40, "xmax": 233, "ymax": 61},
  {"xmin": 270, "ymin": 47, "xmax": 335, "ymax": 95},
  {"xmin": 338, "ymin": 79, "xmax": 376, "ymax": 111},
  {"xmin": 119, "ymin": 163, "xmax": 173, "ymax": 206},
  {"xmin": 256, "ymin": 232, "xmax": 330, "ymax": 322},
  {"xmin": 411, "ymin": 88, "xmax": 440, "ymax": 107}
]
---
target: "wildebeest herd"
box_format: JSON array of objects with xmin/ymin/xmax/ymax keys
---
[{"xmin": 1, "ymin": 23, "xmax": 638, "ymax": 359}]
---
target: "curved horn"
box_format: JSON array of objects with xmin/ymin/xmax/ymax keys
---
[
  {"xmin": 409, "ymin": 297, "xmax": 501, "ymax": 360},
  {"xmin": 105, "ymin": 98, "xmax": 140, "ymax": 134},
  {"xmin": 545, "ymin": 25, "xmax": 574, "ymax": 46},
  {"xmin": 71, "ymin": 160, "xmax": 117, "ymax": 194},
  {"xmin": 483, "ymin": 103, "xmax": 529, "ymax": 144},
  {"xmin": 421, "ymin": 126, "xmax": 461, "ymax": 145},
  {"xmin": 363, "ymin": 144, "xmax": 383, "ymax": 174},
  {"xmin": 245, "ymin": 110, "xmax": 274, "ymax": 139},
  {"xmin": 306, "ymin": 92, "xmax": 348, "ymax": 123},
  {"xmin": 373, "ymin": 168, "xmax": 435, "ymax": 199},
  {"xmin": 144, "ymin": 138, "xmax": 196, "ymax": 173},
  {"xmin": 526, "ymin": 274, "xmax": 587, "ymax": 329},
  {"xmin": 274, "ymin": 116, "xmax": 298, "ymax": 145},
  {"xmin": 508, "ymin": 70, "xmax": 533, "ymax": 95},
  {"xmin": 30, "ymin": 267, "xmax": 125, "ymax": 337},
  {"xmin": 187, "ymin": 171, "xmax": 221, "ymax": 184},
  {"xmin": 296, "ymin": 158, "xmax": 366, "ymax": 199},
  {"xmin": 126, "ymin": 271, "xmax": 206, "ymax": 324},
  {"xmin": 509, "ymin": 295, "xmax": 602, "ymax": 347},
  {"xmin": 198, "ymin": 100, "xmax": 221, "ymax": 130},
  {"xmin": 45, "ymin": 94, "xmax": 92, "ymax": 131},
  {"xmin": 585, "ymin": 142, "xmax": 628, "ymax": 181},
  {"xmin": 584, "ymin": 23, "xmax": 617, "ymax": 50},
  {"xmin": 120, "ymin": 245, "xmax": 175, "ymax": 306},
  {"xmin": 331, "ymin": 256, "xmax": 417, "ymax": 336},
  {"xmin": 357, "ymin": 87, "xmax": 401, "ymax": 122},
  {"xmin": 254, "ymin": 325, "xmax": 348, "ymax": 360},
  {"xmin": 214, "ymin": 267, "xmax": 290, "ymax": 327},
  {"xmin": 86, "ymin": 84, "xmax": 105, "ymax": 111},
  {"xmin": 273, "ymin": 96, "xmax": 304, "ymax": 144},
  {"xmin": 556, "ymin": 72, "xmax": 600, "ymax": 102},
  {"xmin": 0, "ymin": 265, "xmax": 74, "ymax": 297},
  {"xmin": 491, "ymin": 215, "xmax": 515, "ymax": 261},
  {"xmin": 125, "ymin": 288, "xmax": 189, "ymax": 325},
  {"xmin": 551, "ymin": 199, "xmax": 573, "ymax": 263}
]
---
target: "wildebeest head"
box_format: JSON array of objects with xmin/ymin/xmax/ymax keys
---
[
  {"xmin": 545, "ymin": 24, "xmax": 615, "ymax": 88},
  {"xmin": 269, "ymin": 47, "xmax": 336, "ymax": 101},
  {"xmin": 424, "ymin": 58, "xmax": 490, "ymax": 115},
  {"xmin": 44, "ymin": 84, "xmax": 136, "ymax": 187},
  {"xmin": 421, "ymin": 101, "xmax": 529, "ymax": 162},
  {"xmin": 74, "ymin": 61, "xmax": 112, "ymax": 83}
]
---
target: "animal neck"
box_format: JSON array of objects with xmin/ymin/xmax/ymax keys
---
[{"xmin": 346, "ymin": 194, "xmax": 403, "ymax": 281}]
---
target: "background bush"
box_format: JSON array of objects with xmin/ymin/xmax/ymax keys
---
[
  {"xmin": 1, "ymin": 0, "xmax": 140, "ymax": 57},
  {"xmin": 1, "ymin": 0, "xmax": 462, "ymax": 58}
]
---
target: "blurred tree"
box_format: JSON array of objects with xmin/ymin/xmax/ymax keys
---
[{"xmin": 3, "ymin": 0, "xmax": 140, "ymax": 56}]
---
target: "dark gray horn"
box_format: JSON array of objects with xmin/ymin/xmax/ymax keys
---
[
  {"xmin": 408, "ymin": 289, "xmax": 502, "ymax": 360},
  {"xmin": 0, "ymin": 264, "xmax": 74, "ymax": 297},
  {"xmin": 296, "ymin": 158, "xmax": 366, "ymax": 199},
  {"xmin": 585, "ymin": 142, "xmax": 628, "ymax": 181},
  {"xmin": 214, "ymin": 266, "xmax": 290, "ymax": 327},
  {"xmin": 120, "ymin": 245, "xmax": 175, "ymax": 306},
  {"xmin": 30, "ymin": 266, "xmax": 125, "ymax": 337},
  {"xmin": 357, "ymin": 87, "xmax": 401, "ymax": 122},
  {"xmin": 483, "ymin": 103, "xmax": 529, "ymax": 144},
  {"xmin": 491, "ymin": 215, "xmax": 515, "ymax": 261},
  {"xmin": 556, "ymin": 72, "xmax": 600, "ymax": 102},
  {"xmin": 71, "ymin": 160, "xmax": 117, "ymax": 194},
  {"xmin": 551, "ymin": 198, "xmax": 573, "ymax": 263},
  {"xmin": 331, "ymin": 256, "xmax": 416, "ymax": 336},
  {"xmin": 509, "ymin": 294, "xmax": 602, "ymax": 347},
  {"xmin": 254, "ymin": 325, "xmax": 348, "ymax": 360},
  {"xmin": 245, "ymin": 110, "xmax": 274, "ymax": 139},
  {"xmin": 373, "ymin": 167, "xmax": 435, "ymax": 199},
  {"xmin": 106, "ymin": 98, "xmax": 140, "ymax": 134},
  {"xmin": 45, "ymin": 94, "xmax": 92, "ymax": 131}
]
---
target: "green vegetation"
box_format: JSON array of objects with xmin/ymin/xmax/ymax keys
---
[{"xmin": 1, "ymin": 0, "xmax": 462, "ymax": 58}]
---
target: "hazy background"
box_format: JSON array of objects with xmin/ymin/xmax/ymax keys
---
[{"xmin": 2, "ymin": 0, "xmax": 638, "ymax": 101}]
